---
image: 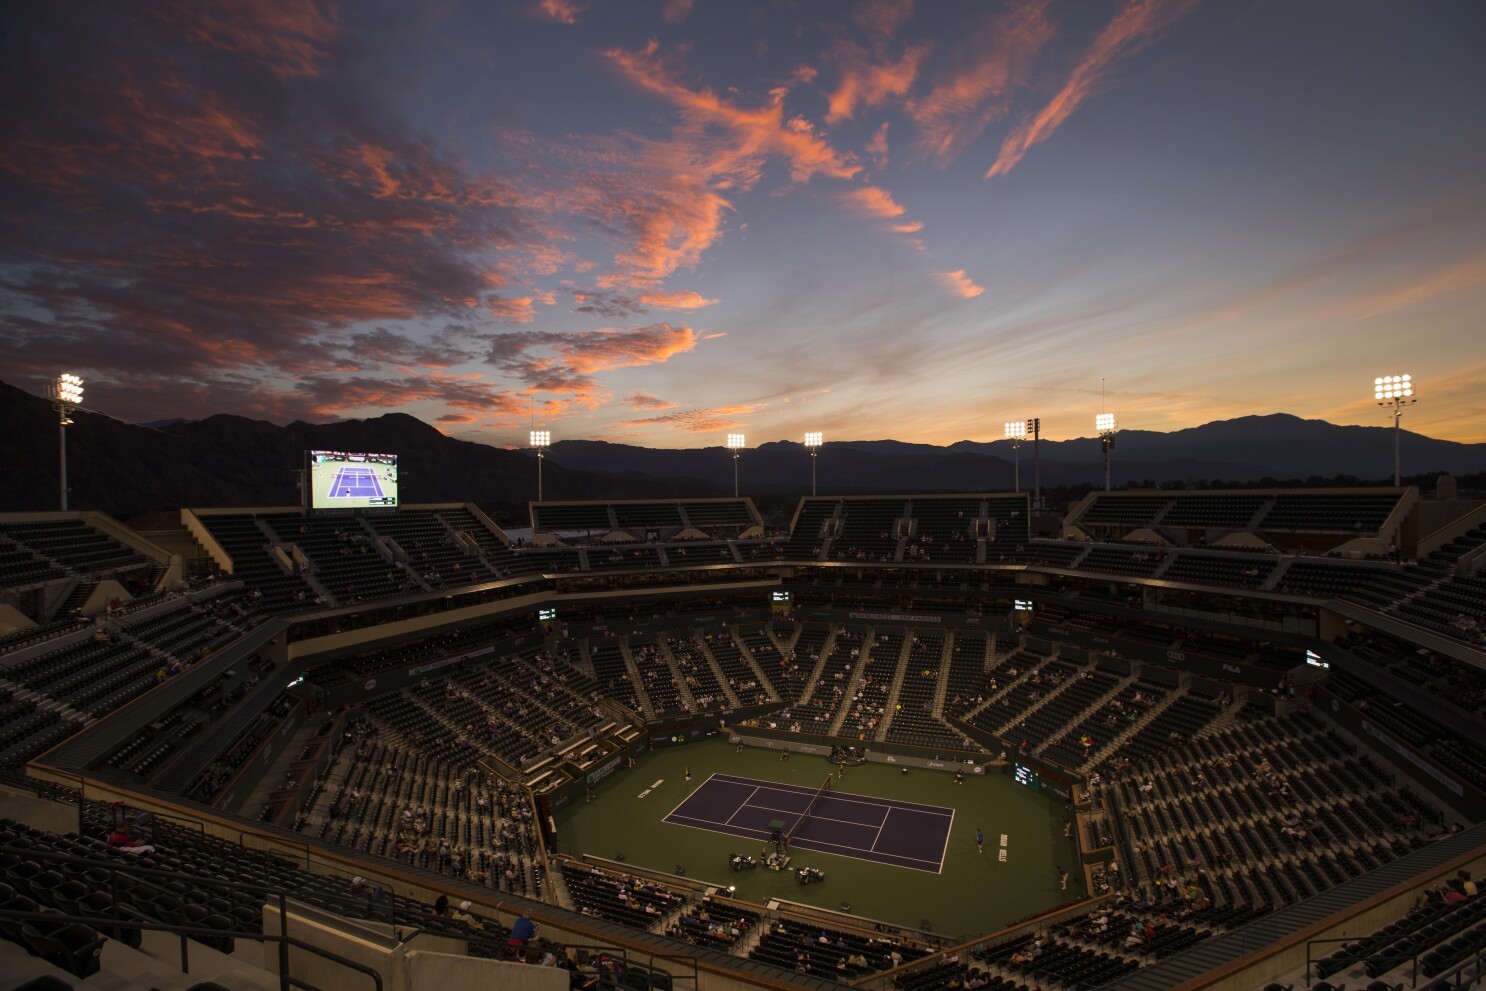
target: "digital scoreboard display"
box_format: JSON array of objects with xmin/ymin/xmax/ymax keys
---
[
  {"xmin": 309, "ymin": 451, "xmax": 398, "ymax": 510},
  {"xmin": 772, "ymin": 591, "xmax": 791, "ymax": 602},
  {"xmin": 538, "ymin": 607, "xmax": 558, "ymax": 621},
  {"xmin": 1013, "ymin": 764, "xmax": 1041, "ymax": 792},
  {"xmin": 1013, "ymin": 599, "xmax": 1034, "ymax": 612},
  {"xmin": 1304, "ymin": 648, "xmax": 1329, "ymax": 669}
]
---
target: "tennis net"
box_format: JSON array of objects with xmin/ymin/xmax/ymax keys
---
[{"xmin": 785, "ymin": 776, "xmax": 832, "ymax": 846}]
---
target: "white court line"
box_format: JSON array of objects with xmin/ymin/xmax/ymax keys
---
[
  {"xmin": 671, "ymin": 772, "xmax": 948, "ymax": 872},
  {"xmin": 662, "ymin": 812, "xmax": 771, "ymax": 842},
  {"xmin": 937, "ymin": 806, "xmax": 953, "ymax": 874},
  {"xmin": 659, "ymin": 772, "xmax": 722, "ymax": 821},
  {"xmin": 869, "ymin": 807, "xmax": 891, "ymax": 852},
  {"xmin": 723, "ymin": 787, "xmax": 762, "ymax": 826},
  {"xmin": 786, "ymin": 832, "xmax": 942, "ymax": 869}
]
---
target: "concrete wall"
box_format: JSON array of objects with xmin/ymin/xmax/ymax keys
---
[{"xmin": 404, "ymin": 951, "xmax": 567, "ymax": 991}]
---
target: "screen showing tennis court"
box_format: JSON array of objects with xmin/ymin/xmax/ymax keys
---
[
  {"xmin": 663, "ymin": 773, "xmax": 952, "ymax": 873},
  {"xmin": 309, "ymin": 451, "xmax": 398, "ymax": 510}
]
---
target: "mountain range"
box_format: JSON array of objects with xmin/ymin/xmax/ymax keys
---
[{"xmin": 3, "ymin": 379, "xmax": 1483, "ymax": 521}]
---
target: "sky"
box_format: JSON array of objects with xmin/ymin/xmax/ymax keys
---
[{"xmin": 2, "ymin": 1, "xmax": 1484, "ymax": 448}]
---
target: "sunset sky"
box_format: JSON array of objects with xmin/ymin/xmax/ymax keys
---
[{"xmin": 2, "ymin": 1, "xmax": 1483, "ymax": 447}]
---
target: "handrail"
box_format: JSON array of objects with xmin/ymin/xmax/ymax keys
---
[
  {"xmin": 0, "ymin": 906, "xmax": 381, "ymax": 991},
  {"xmin": 2, "ymin": 841, "xmax": 294, "ymax": 989}
]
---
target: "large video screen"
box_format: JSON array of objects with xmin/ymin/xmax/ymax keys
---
[{"xmin": 309, "ymin": 451, "xmax": 398, "ymax": 510}]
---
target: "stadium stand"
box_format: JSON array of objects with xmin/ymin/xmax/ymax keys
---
[{"xmin": 4, "ymin": 484, "xmax": 1486, "ymax": 991}]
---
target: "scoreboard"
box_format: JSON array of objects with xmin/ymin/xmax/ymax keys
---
[{"xmin": 1013, "ymin": 763, "xmax": 1041, "ymax": 792}]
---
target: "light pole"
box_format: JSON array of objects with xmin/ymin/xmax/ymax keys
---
[
  {"xmin": 727, "ymin": 433, "xmax": 745, "ymax": 497},
  {"xmin": 804, "ymin": 431, "xmax": 822, "ymax": 496},
  {"xmin": 1004, "ymin": 421, "xmax": 1025, "ymax": 492},
  {"xmin": 50, "ymin": 373, "xmax": 84, "ymax": 511},
  {"xmin": 1375, "ymin": 374, "xmax": 1416, "ymax": 486},
  {"xmin": 1096, "ymin": 413, "xmax": 1117, "ymax": 492},
  {"xmin": 1026, "ymin": 417, "xmax": 1041, "ymax": 511},
  {"xmin": 530, "ymin": 429, "xmax": 551, "ymax": 501}
]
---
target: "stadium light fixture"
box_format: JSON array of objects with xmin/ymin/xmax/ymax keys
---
[
  {"xmin": 804, "ymin": 431, "xmax": 823, "ymax": 496},
  {"xmin": 1374, "ymin": 374, "xmax": 1416, "ymax": 486},
  {"xmin": 1026, "ymin": 417, "xmax": 1042, "ymax": 511},
  {"xmin": 530, "ymin": 429, "xmax": 551, "ymax": 501},
  {"xmin": 727, "ymin": 433, "xmax": 746, "ymax": 497},
  {"xmin": 1096, "ymin": 413, "xmax": 1117, "ymax": 492},
  {"xmin": 1004, "ymin": 421, "xmax": 1025, "ymax": 493},
  {"xmin": 50, "ymin": 373, "xmax": 84, "ymax": 511}
]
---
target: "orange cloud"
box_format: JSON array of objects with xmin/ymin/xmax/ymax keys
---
[
  {"xmin": 853, "ymin": 0, "xmax": 916, "ymax": 37},
  {"xmin": 484, "ymin": 323, "xmax": 706, "ymax": 411},
  {"xmin": 617, "ymin": 403, "xmax": 761, "ymax": 432},
  {"xmin": 867, "ymin": 122, "xmax": 891, "ymax": 169},
  {"xmin": 661, "ymin": 0, "xmax": 693, "ymax": 24},
  {"xmin": 159, "ymin": 0, "xmax": 340, "ymax": 79},
  {"xmin": 825, "ymin": 41, "xmax": 930, "ymax": 123},
  {"xmin": 606, "ymin": 41, "xmax": 861, "ymax": 187},
  {"xmin": 488, "ymin": 295, "xmax": 539, "ymax": 322},
  {"xmin": 987, "ymin": 0, "xmax": 1200, "ymax": 178},
  {"xmin": 556, "ymin": 323, "xmax": 701, "ymax": 374},
  {"xmin": 624, "ymin": 392, "xmax": 678, "ymax": 410},
  {"xmin": 839, "ymin": 185, "xmax": 907, "ymax": 220},
  {"xmin": 936, "ymin": 269, "xmax": 985, "ymax": 298},
  {"xmin": 638, "ymin": 289, "xmax": 719, "ymax": 309},
  {"xmin": 838, "ymin": 184, "xmax": 925, "ymax": 239},
  {"xmin": 905, "ymin": 1, "xmax": 1054, "ymax": 164},
  {"xmin": 535, "ymin": 0, "xmax": 586, "ymax": 24},
  {"xmin": 585, "ymin": 41, "xmax": 862, "ymax": 290}
]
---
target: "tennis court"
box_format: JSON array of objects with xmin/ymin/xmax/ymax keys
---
[
  {"xmin": 327, "ymin": 466, "xmax": 387, "ymax": 500},
  {"xmin": 663, "ymin": 772, "xmax": 953, "ymax": 872}
]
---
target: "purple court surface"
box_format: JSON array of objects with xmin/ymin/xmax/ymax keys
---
[
  {"xmin": 662, "ymin": 773, "xmax": 953, "ymax": 873},
  {"xmin": 328, "ymin": 467, "xmax": 386, "ymax": 499}
]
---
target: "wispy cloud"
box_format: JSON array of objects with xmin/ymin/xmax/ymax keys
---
[
  {"xmin": 624, "ymin": 392, "xmax": 677, "ymax": 410},
  {"xmin": 578, "ymin": 40, "xmax": 862, "ymax": 291},
  {"xmin": 158, "ymin": 0, "xmax": 341, "ymax": 79},
  {"xmin": 483, "ymin": 323, "xmax": 707, "ymax": 408},
  {"xmin": 617, "ymin": 403, "xmax": 761, "ymax": 432},
  {"xmin": 853, "ymin": 0, "xmax": 916, "ymax": 37},
  {"xmin": 987, "ymin": 0, "xmax": 1200, "ymax": 178},
  {"xmin": 535, "ymin": 0, "xmax": 586, "ymax": 25},
  {"xmin": 936, "ymin": 269, "xmax": 985, "ymax": 298},
  {"xmin": 824, "ymin": 41, "xmax": 930, "ymax": 123},
  {"xmin": 904, "ymin": 1, "xmax": 1054, "ymax": 164},
  {"xmin": 661, "ymin": 0, "xmax": 693, "ymax": 25},
  {"xmin": 866, "ymin": 122, "xmax": 891, "ymax": 170},
  {"xmin": 639, "ymin": 289, "xmax": 719, "ymax": 309}
]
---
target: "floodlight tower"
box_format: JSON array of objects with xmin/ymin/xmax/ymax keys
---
[
  {"xmin": 530, "ymin": 429, "xmax": 551, "ymax": 501},
  {"xmin": 1374, "ymin": 374, "xmax": 1416, "ymax": 486},
  {"xmin": 1026, "ymin": 417, "xmax": 1042, "ymax": 511},
  {"xmin": 1004, "ymin": 421, "xmax": 1025, "ymax": 492},
  {"xmin": 804, "ymin": 431, "xmax": 823, "ymax": 497},
  {"xmin": 1096, "ymin": 413, "xmax": 1117, "ymax": 492},
  {"xmin": 727, "ymin": 433, "xmax": 746, "ymax": 497},
  {"xmin": 50, "ymin": 373, "xmax": 84, "ymax": 511}
]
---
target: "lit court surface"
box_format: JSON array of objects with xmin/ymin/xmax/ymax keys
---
[
  {"xmin": 663, "ymin": 773, "xmax": 953, "ymax": 873},
  {"xmin": 327, "ymin": 467, "xmax": 387, "ymax": 500}
]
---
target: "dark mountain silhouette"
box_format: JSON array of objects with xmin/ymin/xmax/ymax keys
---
[
  {"xmin": 4, "ymin": 379, "xmax": 1483, "ymax": 518},
  {"xmin": 0, "ymin": 380, "xmax": 720, "ymax": 520},
  {"xmin": 549, "ymin": 414, "xmax": 1486, "ymax": 494}
]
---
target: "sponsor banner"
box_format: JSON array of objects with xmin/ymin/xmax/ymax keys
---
[
  {"xmin": 872, "ymin": 751, "xmax": 986, "ymax": 774},
  {"xmin": 586, "ymin": 753, "xmax": 625, "ymax": 788},
  {"xmin": 407, "ymin": 648, "xmax": 488, "ymax": 678},
  {"xmin": 847, "ymin": 612, "xmax": 942, "ymax": 624}
]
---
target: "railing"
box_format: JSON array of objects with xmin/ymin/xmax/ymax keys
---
[
  {"xmin": 2, "ymin": 841, "xmax": 297, "ymax": 990},
  {"xmin": 0, "ymin": 905, "xmax": 381, "ymax": 991}
]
